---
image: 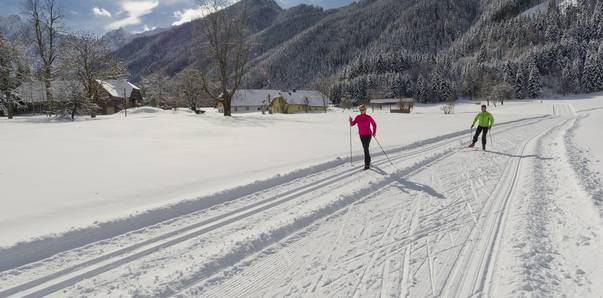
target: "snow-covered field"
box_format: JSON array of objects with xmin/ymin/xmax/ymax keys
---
[{"xmin": 0, "ymin": 96, "xmax": 602, "ymax": 297}]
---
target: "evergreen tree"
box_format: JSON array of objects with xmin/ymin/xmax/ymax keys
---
[
  {"xmin": 391, "ymin": 73, "xmax": 406, "ymax": 98},
  {"xmin": 503, "ymin": 61, "xmax": 516, "ymax": 86},
  {"xmin": 572, "ymin": 59, "xmax": 584, "ymax": 93},
  {"xmin": 560, "ymin": 62, "xmax": 576, "ymax": 95},
  {"xmin": 515, "ymin": 63, "xmax": 528, "ymax": 99},
  {"xmin": 415, "ymin": 75, "xmax": 430, "ymax": 103},
  {"xmin": 0, "ymin": 33, "xmax": 21, "ymax": 119},
  {"xmin": 528, "ymin": 61, "xmax": 542, "ymax": 98},
  {"xmin": 329, "ymin": 83, "xmax": 343, "ymax": 104},
  {"xmin": 581, "ymin": 49, "xmax": 602, "ymax": 93}
]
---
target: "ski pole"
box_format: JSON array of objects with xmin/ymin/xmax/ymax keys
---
[
  {"xmin": 349, "ymin": 114, "xmax": 353, "ymax": 165},
  {"xmin": 374, "ymin": 136, "xmax": 396, "ymax": 169}
]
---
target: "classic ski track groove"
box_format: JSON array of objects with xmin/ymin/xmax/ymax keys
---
[
  {"xmin": 0, "ymin": 116, "xmax": 549, "ymax": 298},
  {"xmin": 189, "ymin": 116, "xmax": 563, "ymax": 297},
  {"xmin": 439, "ymin": 117, "xmax": 568, "ymax": 298}
]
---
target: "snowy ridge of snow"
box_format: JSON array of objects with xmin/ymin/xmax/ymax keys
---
[
  {"xmin": 491, "ymin": 111, "xmax": 603, "ymax": 297},
  {"xmin": 3, "ymin": 98, "xmax": 603, "ymax": 297},
  {"xmin": 565, "ymin": 114, "xmax": 603, "ymax": 214},
  {"xmin": 0, "ymin": 114, "xmax": 551, "ymax": 273},
  {"xmin": 0, "ymin": 158, "xmax": 346, "ymax": 270},
  {"xmin": 0, "ymin": 114, "xmax": 551, "ymax": 297},
  {"xmin": 118, "ymin": 106, "xmax": 165, "ymax": 114},
  {"xmin": 520, "ymin": 0, "xmax": 578, "ymax": 17},
  {"xmin": 174, "ymin": 149, "xmax": 456, "ymax": 296}
]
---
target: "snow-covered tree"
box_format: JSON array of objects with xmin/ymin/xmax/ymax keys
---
[
  {"xmin": 179, "ymin": 68, "xmax": 204, "ymax": 112},
  {"xmin": 560, "ymin": 61, "xmax": 576, "ymax": 95},
  {"xmin": 24, "ymin": 0, "xmax": 64, "ymax": 102},
  {"xmin": 0, "ymin": 33, "xmax": 22, "ymax": 119},
  {"xmin": 415, "ymin": 75, "xmax": 430, "ymax": 103},
  {"xmin": 515, "ymin": 63, "xmax": 529, "ymax": 99},
  {"xmin": 528, "ymin": 61, "xmax": 541, "ymax": 98},
  {"xmin": 54, "ymin": 80, "xmax": 97, "ymax": 120},
  {"xmin": 61, "ymin": 32, "xmax": 128, "ymax": 105}
]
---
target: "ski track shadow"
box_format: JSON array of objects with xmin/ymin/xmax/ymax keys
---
[
  {"xmin": 487, "ymin": 150, "xmax": 553, "ymax": 160},
  {"xmin": 371, "ymin": 166, "xmax": 446, "ymax": 199}
]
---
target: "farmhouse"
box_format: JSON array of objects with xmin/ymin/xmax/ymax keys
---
[
  {"xmin": 217, "ymin": 89, "xmax": 329, "ymax": 114},
  {"xmin": 217, "ymin": 89, "xmax": 278, "ymax": 113},
  {"xmin": 273, "ymin": 90, "xmax": 329, "ymax": 114},
  {"xmin": 95, "ymin": 79, "xmax": 144, "ymax": 115},
  {"xmin": 11, "ymin": 79, "xmax": 143, "ymax": 115}
]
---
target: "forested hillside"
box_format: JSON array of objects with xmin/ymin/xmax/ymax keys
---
[{"xmin": 110, "ymin": 0, "xmax": 603, "ymax": 104}]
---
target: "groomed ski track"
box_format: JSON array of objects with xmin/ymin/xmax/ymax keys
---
[{"xmin": 0, "ymin": 107, "xmax": 576, "ymax": 297}]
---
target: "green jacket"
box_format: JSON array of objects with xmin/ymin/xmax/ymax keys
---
[{"xmin": 472, "ymin": 112, "xmax": 494, "ymax": 128}]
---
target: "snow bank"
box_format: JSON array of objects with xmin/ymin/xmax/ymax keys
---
[
  {"xmin": 0, "ymin": 99, "xmax": 564, "ymax": 249},
  {"xmin": 116, "ymin": 106, "xmax": 166, "ymax": 114}
]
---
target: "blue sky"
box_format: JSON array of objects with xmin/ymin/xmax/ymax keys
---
[{"xmin": 0, "ymin": 0, "xmax": 353, "ymax": 35}]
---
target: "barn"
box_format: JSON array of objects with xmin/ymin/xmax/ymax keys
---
[
  {"xmin": 95, "ymin": 79, "xmax": 144, "ymax": 115},
  {"xmin": 216, "ymin": 89, "xmax": 328, "ymax": 114}
]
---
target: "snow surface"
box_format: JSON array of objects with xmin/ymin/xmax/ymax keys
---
[
  {"xmin": 520, "ymin": 0, "xmax": 578, "ymax": 17},
  {"xmin": 0, "ymin": 96, "xmax": 602, "ymax": 297},
  {"xmin": 0, "ymin": 101, "xmax": 546, "ymax": 248}
]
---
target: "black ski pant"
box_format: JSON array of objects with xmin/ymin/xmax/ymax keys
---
[
  {"xmin": 360, "ymin": 135, "xmax": 372, "ymax": 168},
  {"xmin": 473, "ymin": 126, "xmax": 489, "ymax": 148}
]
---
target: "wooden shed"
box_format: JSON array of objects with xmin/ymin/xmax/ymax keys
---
[
  {"xmin": 95, "ymin": 79, "xmax": 144, "ymax": 115},
  {"xmin": 390, "ymin": 98, "xmax": 415, "ymax": 113}
]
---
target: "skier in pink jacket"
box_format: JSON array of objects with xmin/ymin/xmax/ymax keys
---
[{"xmin": 349, "ymin": 105, "xmax": 377, "ymax": 170}]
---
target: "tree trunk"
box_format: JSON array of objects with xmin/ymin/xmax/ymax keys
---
[
  {"xmin": 223, "ymin": 96, "xmax": 232, "ymax": 116},
  {"xmin": 71, "ymin": 101, "xmax": 76, "ymax": 121},
  {"xmin": 44, "ymin": 68, "xmax": 53, "ymax": 101},
  {"xmin": 7, "ymin": 101, "xmax": 14, "ymax": 119}
]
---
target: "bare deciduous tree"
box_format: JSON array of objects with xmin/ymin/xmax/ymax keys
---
[
  {"xmin": 23, "ymin": 0, "xmax": 63, "ymax": 102},
  {"xmin": 61, "ymin": 32, "xmax": 128, "ymax": 100},
  {"xmin": 196, "ymin": 0, "xmax": 252, "ymax": 116},
  {"xmin": 141, "ymin": 73, "xmax": 176, "ymax": 108},
  {"xmin": 180, "ymin": 68, "xmax": 204, "ymax": 112},
  {"xmin": 54, "ymin": 80, "xmax": 96, "ymax": 120}
]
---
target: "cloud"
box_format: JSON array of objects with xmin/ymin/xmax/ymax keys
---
[
  {"xmin": 93, "ymin": 7, "xmax": 112, "ymax": 18},
  {"xmin": 107, "ymin": 0, "xmax": 159, "ymax": 30},
  {"xmin": 172, "ymin": 6, "xmax": 210, "ymax": 26}
]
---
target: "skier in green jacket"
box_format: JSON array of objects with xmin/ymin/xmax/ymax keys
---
[{"xmin": 469, "ymin": 105, "xmax": 494, "ymax": 150}]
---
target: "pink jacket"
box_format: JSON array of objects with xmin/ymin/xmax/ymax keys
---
[{"xmin": 350, "ymin": 114, "xmax": 377, "ymax": 136}]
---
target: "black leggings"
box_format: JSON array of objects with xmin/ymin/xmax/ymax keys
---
[
  {"xmin": 473, "ymin": 126, "xmax": 489, "ymax": 146},
  {"xmin": 360, "ymin": 135, "xmax": 372, "ymax": 167}
]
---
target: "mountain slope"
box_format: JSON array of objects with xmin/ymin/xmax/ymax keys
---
[
  {"xmin": 110, "ymin": 0, "xmax": 603, "ymax": 104},
  {"xmin": 114, "ymin": 0, "xmax": 283, "ymax": 81}
]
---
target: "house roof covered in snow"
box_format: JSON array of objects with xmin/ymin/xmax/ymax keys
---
[
  {"xmin": 279, "ymin": 90, "xmax": 328, "ymax": 106},
  {"xmin": 96, "ymin": 79, "xmax": 140, "ymax": 98},
  {"xmin": 231, "ymin": 89, "xmax": 329, "ymax": 107},
  {"xmin": 370, "ymin": 99, "xmax": 399, "ymax": 105},
  {"xmin": 231, "ymin": 89, "xmax": 281, "ymax": 107}
]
